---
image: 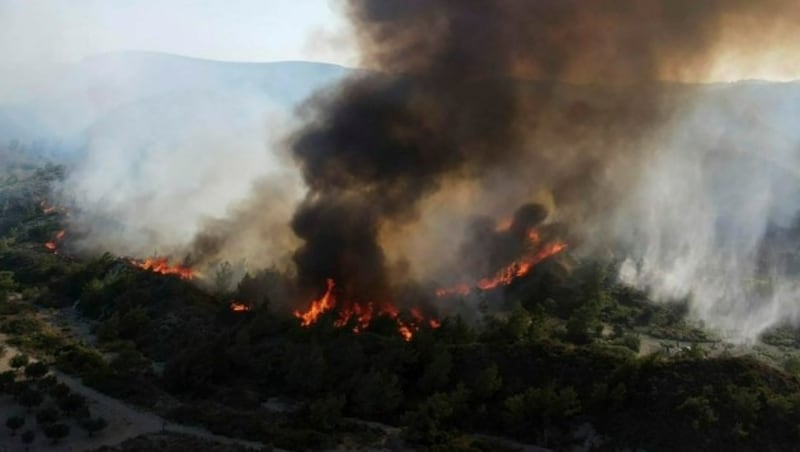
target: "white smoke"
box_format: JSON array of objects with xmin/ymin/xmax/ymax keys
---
[
  {"xmin": 23, "ymin": 52, "xmax": 350, "ymax": 269},
  {"xmin": 618, "ymin": 83, "xmax": 800, "ymax": 341}
]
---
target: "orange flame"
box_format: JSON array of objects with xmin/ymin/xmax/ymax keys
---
[
  {"xmin": 494, "ymin": 217, "xmax": 513, "ymax": 232},
  {"xmin": 44, "ymin": 230, "xmax": 66, "ymax": 252},
  {"xmin": 476, "ymin": 241, "xmax": 566, "ymax": 291},
  {"xmin": 230, "ymin": 302, "xmax": 250, "ymax": 312},
  {"xmin": 435, "ymin": 283, "xmax": 471, "ymax": 297},
  {"xmin": 131, "ymin": 257, "xmax": 194, "ymax": 280},
  {"xmin": 293, "ymin": 278, "xmax": 439, "ymax": 341},
  {"xmin": 437, "ymin": 227, "xmax": 566, "ymax": 297},
  {"xmin": 40, "ymin": 200, "xmax": 57, "ymax": 215},
  {"xmin": 295, "ymin": 278, "xmax": 336, "ymax": 326}
]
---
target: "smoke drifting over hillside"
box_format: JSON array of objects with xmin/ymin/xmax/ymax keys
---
[
  {"xmin": 277, "ymin": 0, "xmax": 800, "ymax": 339},
  {"xmin": 25, "ymin": 1, "xmax": 800, "ymax": 340}
]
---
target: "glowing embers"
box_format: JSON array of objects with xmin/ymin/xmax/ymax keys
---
[
  {"xmin": 230, "ymin": 302, "xmax": 251, "ymax": 312},
  {"xmin": 130, "ymin": 257, "xmax": 195, "ymax": 280},
  {"xmin": 40, "ymin": 200, "xmax": 57, "ymax": 215},
  {"xmin": 293, "ymin": 278, "xmax": 439, "ymax": 341},
  {"xmin": 44, "ymin": 230, "xmax": 66, "ymax": 252},
  {"xmin": 437, "ymin": 227, "xmax": 567, "ymax": 297}
]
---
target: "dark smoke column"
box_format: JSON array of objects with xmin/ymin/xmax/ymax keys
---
[
  {"xmin": 290, "ymin": 1, "xmax": 525, "ymax": 301},
  {"xmin": 289, "ymin": 0, "xmax": 791, "ymax": 301}
]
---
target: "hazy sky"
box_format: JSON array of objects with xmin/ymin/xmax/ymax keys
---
[
  {"xmin": 0, "ymin": 0, "xmax": 356, "ymax": 67},
  {"xmin": 1, "ymin": 0, "xmax": 799, "ymax": 82}
]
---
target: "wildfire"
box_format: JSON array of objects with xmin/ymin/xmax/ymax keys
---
[
  {"xmin": 437, "ymin": 227, "xmax": 567, "ymax": 297},
  {"xmin": 130, "ymin": 257, "xmax": 194, "ymax": 280},
  {"xmin": 435, "ymin": 283, "xmax": 471, "ymax": 298},
  {"xmin": 40, "ymin": 200, "xmax": 57, "ymax": 215},
  {"xmin": 494, "ymin": 217, "xmax": 513, "ymax": 232},
  {"xmin": 293, "ymin": 279, "xmax": 439, "ymax": 341},
  {"xmin": 476, "ymin": 241, "xmax": 567, "ymax": 291},
  {"xmin": 44, "ymin": 230, "xmax": 66, "ymax": 252},
  {"xmin": 230, "ymin": 302, "xmax": 251, "ymax": 312},
  {"xmin": 296, "ymin": 278, "xmax": 336, "ymax": 326}
]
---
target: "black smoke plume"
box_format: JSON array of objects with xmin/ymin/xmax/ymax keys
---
[{"xmin": 288, "ymin": 0, "xmax": 798, "ymax": 302}]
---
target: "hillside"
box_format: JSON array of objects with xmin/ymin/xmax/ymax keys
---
[{"xmin": 2, "ymin": 159, "xmax": 800, "ymax": 451}]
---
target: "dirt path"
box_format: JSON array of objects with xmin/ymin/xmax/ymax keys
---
[{"xmin": 0, "ymin": 337, "xmax": 269, "ymax": 452}]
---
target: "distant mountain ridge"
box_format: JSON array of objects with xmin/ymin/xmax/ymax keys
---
[
  {"xmin": 0, "ymin": 51, "xmax": 353, "ymax": 155},
  {"xmin": 4, "ymin": 51, "xmax": 800, "ymax": 161}
]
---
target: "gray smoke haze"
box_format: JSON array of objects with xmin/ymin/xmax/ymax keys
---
[
  {"xmin": 27, "ymin": 53, "xmax": 348, "ymax": 272},
  {"xmin": 616, "ymin": 85, "xmax": 800, "ymax": 340},
  {"xmin": 281, "ymin": 0, "xmax": 800, "ymax": 339}
]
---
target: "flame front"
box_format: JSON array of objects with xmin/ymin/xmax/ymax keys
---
[
  {"xmin": 295, "ymin": 278, "xmax": 336, "ymax": 326},
  {"xmin": 437, "ymin": 227, "xmax": 567, "ymax": 297},
  {"xmin": 293, "ymin": 278, "xmax": 439, "ymax": 341},
  {"xmin": 476, "ymin": 240, "xmax": 567, "ymax": 291},
  {"xmin": 44, "ymin": 230, "xmax": 66, "ymax": 252},
  {"xmin": 40, "ymin": 200, "xmax": 56, "ymax": 215},
  {"xmin": 131, "ymin": 257, "xmax": 194, "ymax": 280},
  {"xmin": 230, "ymin": 302, "xmax": 251, "ymax": 312},
  {"xmin": 494, "ymin": 217, "xmax": 513, "ymax": 232}
]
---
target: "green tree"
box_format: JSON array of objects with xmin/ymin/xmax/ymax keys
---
[
  {"xmin": 0, "ymin": 370, "xmax": 16, "ymax": 391},
  {"xmin": 728, "ymin": 386, "xmax": 762, "ymax": 438},
  {"xmin": 43, "ymin": 423, "xmax": 70, "ymax": 444},
  {"xmin": 58, "ymin": 393, "xmax": 87, "ymax": 415},
  {"xmin": 10, "ymin": 354, "xmax": 29, "ymax": 371},
  {"xmin": 21, "ymin": 430, "xmax": 35, "ymax": 449},
  {"xmin": 473, "ymin": 363, "xmax": 503, "ymax": 401},
  {"xmin": 36, "ymin": 375, "xmax": 57, "ymax": 391},
  {"xmin": 565, "ymin": 304, "xmax": 601, "ymax": 345},
  {"xmin": 17, "ymin": 388, "xmax": 44, "ymax": 411},
  {"xmin": 6, "ymin": 415, "xmax": 24, "ymax": 435},
  {"xmin": 417, "ymin": 344, "xmax": 452, "ymax": 393},
  {"xmin": 437, "ymin": 315, "xmax": 476, "ymax": 344},
  {"xmin": 351, "ymin": 370, "xmax": 403, "ymax": 416},
  {"xmin": 285, "ymin": 344, "xmax": 326, "ymax": 395},
  {"xmin": 0, "ymin": 271, "xmax": 16, "ymax": 302},
  {"xmin": 404, "ymin": 392, "xmax": 456, "ymax": 445},
  {"xmin": 24, "ymin": 362, "xmax": 48, "ymax": 380},
  {"xmin": 116, "ymin": 307, "xmax": 152, "ymax": 341},
  {"xmin": 49, "ymin": 382, "xmax": 70, "ymax": 400},
  {"xmin": 213, "ymin": 261, "xmax": 234, "ymax": 295},
  {"xmin": 80, "ymin": 417, "xmax": 108, "ymax": 437},
  {"xmin": 617, "ymin": 333, "xmax": 641, "ymax": 353},
  {"xmin": 308, "ymin": 395, "xmax": 346, "ymax": 431},
  {"xmin": 503, "ymin": 306, "xmax": 533, "ymax": 343},
  {"xmin": 110, "ymin": 348, "xmax": 152, "ymax": 378},
  {"xmin": 7, "ymin": 381, "xmax": 28, "ymax": 398},
  {"xmin": 36, "ymin": 408, "xmax": 59, "ymax": 426},
  {"xmin": 783, "ymin": 355, "xmax": 800, "ymax": 375},
  {"xmin": 676, "ymin": 395, "xmax": 718, "ymax": 432},
  {"xmin": 504, "ymin": 385, "xmax": 581, "ymax": 445}
]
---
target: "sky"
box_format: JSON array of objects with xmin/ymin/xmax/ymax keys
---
[
  {"xmin": 0, "ymin": 0, "xmax": 799, "ymax": 83},
  {"xmin": 0, "ymin": 0, "xmax": 357, "ymax": 67}
]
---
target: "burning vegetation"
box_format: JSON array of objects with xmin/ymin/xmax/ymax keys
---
[
  {"xmin": 130, "ymin": 257, "xmax": 195, "ymax": 280},
  {"xmin": 436, "ymin": 203, "xmax": 568, "ymax": 297},
  {"xmin": 39, "ymin": 200, "xmax": 57, "ymax": 215},
  {"xmin": 44, "ymin": 230, "xmax": 66, "ymax": 252},
  {"xmin": 229, "ymin": 302, "xmax": 250, "ymax": 312},
  {"xmin": 293, "ymin": 278, "xmax": 440, "ymax": 341},
  {"xmin": 8, "ymin": 0, "xmax": 800, "ymax": 449},
  {"xmin": 437, "ymin": 226, "xmax": 567, "ymax": 297}
]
